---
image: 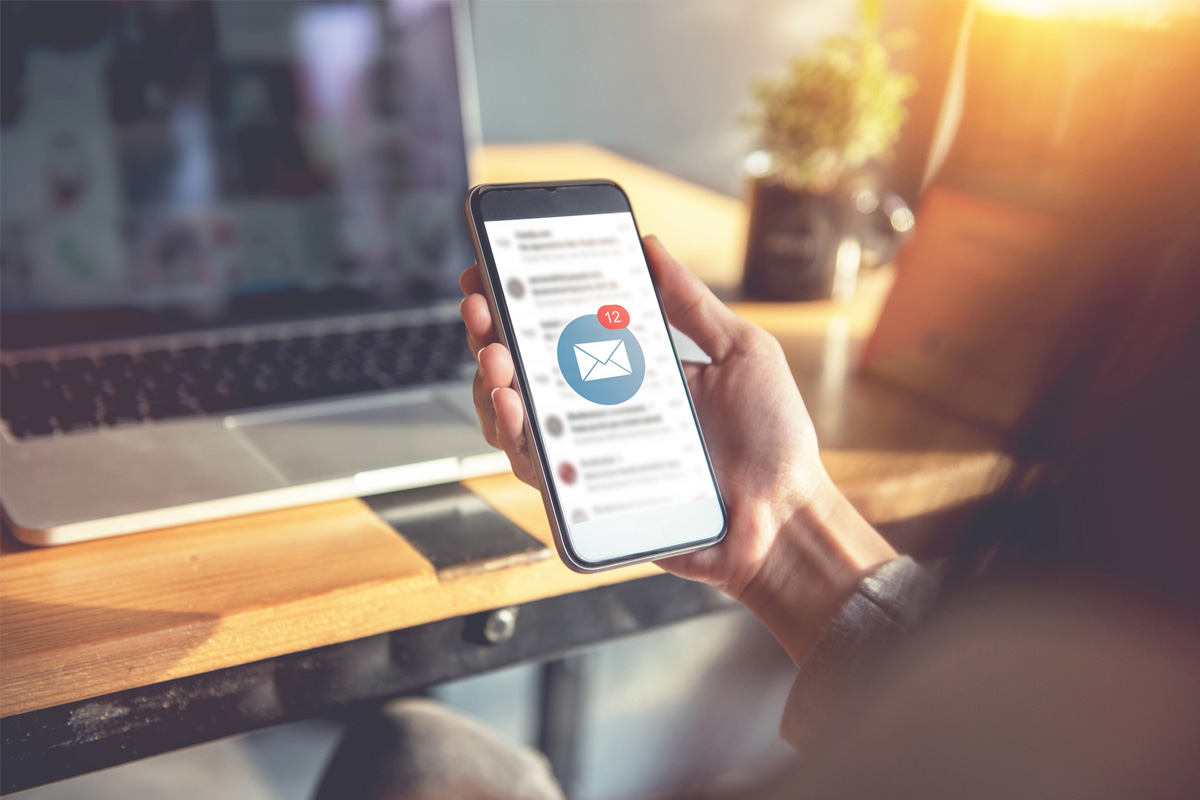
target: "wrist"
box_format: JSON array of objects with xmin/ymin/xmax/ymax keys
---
[{"xmin": 738, "ymin": 473, "xmax": 897, "ymax": 666}]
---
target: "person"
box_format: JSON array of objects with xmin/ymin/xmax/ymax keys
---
[
  {"xmin": 320, "ymin": 197, "xmax": 1200, "ymax": 799},
  {"xmin": 453, "ymin": 231, "xmax": 1200, "ymax": 798},
  {"xmin": 459, "ymin": 235, "xmax": 900, "ymax": 671},
  {"xmin": 319, "ymin": 239, "xmax": 914, "ymax": 800}
]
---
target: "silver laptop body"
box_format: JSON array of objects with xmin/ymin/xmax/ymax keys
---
[{"xmin": 0, "ymin": 0, "xmax": 504, "ymax": 545}]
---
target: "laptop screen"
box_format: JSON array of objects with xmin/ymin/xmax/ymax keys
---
[{"xmin": 0, "ymin": 0, "xmax": 473, "ymax": 348}]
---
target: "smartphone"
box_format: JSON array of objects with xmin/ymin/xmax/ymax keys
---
[{"xmin": 466, "ymin": 180, "xmax": 727, "ymax": 572}]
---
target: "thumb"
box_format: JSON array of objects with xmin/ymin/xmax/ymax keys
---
[{"xmin": 643, "ymin": 235, "xmax": 741, "ymax": 361}]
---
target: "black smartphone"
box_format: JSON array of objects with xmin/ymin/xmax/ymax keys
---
[{"xmin": 466, "ymin": 180, "xmax": 727, "ymax": 573}]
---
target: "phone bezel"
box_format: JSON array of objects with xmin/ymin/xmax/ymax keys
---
[{"xmin": 465, "ymin": 179, "xmax": 728, "ymax": 572}]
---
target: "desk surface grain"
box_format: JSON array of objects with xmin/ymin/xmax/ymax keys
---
[{"xmin": 0, "ymin": 144, "xmax": 1012, "ymax": 718}]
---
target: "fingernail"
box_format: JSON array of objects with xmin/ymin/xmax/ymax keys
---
[
  {"xmin": 490, "ymin": 387, "xmax": 500, "ymax": 406},
  {"xmin": 477, "ymin": 346, "xmax": 487, "ymax": 363}
]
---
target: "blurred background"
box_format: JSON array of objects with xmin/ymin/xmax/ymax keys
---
[
  {"xmin": 6, "ymin": 0, "xmax": 1199, "ymax": 798},
  {"xmin": 472, "ymin": 0, "xmax": 859, "ymax": 196}
]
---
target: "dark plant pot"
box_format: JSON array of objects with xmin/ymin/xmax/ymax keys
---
[
  {"xmin": 743, "ymin": 179, "xmax": 841, "ymax": 301},
  {"xmin": 743, "ymin": 170, "xmax": 908, "ymax": 302}
]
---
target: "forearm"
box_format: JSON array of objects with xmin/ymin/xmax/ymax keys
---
[{"xmin": 738, "ymin": 475, "xmax": 898, "ymax": 667}]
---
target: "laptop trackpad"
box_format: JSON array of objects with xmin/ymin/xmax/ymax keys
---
[{"xmin": 229, "ymin": 394, "xmax": 493, "ymax": 484}]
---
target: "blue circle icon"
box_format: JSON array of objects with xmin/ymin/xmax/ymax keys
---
[{"xmin": 556, "ymin": 314, "xmax": 645, "ymax": 405}]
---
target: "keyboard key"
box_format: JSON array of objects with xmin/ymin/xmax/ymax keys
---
[
  {"xmin": 16, "ymin": 361, "xmax": 56, "ymax": 394},
  {"xmin": 7, "ymin": 415, "xmax": 55, "ymax": 439},
  {"xmin": 1, "ymin": 364, "xmax": 21, "ymax": 420},
  {"xmin": 11, "ymin": 362, "xmax": 58, "ymax": 433}
]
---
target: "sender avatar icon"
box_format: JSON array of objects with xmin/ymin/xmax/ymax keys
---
[{"xmin": 557, "ymin": 312, "xmax": 645, "ymax": 405}]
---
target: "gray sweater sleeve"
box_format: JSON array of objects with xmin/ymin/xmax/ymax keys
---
[{"xmin": 780, "ymin": 555, "xmax": 943, "ymax": 751}]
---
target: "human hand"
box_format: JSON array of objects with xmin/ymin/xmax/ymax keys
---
[{"xmin": 461, "ymin": 235, "xmax": 869, "ymax": 601}]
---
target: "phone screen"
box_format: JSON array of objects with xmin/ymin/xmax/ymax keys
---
[{"xmin": 480, "ymin": 197, "xmax": 724, "ymax": 566}]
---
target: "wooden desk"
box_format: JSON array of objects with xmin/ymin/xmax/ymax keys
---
[{"xmin": 0, "ymin": 143, "xmax": 1013, "ymax": 791}]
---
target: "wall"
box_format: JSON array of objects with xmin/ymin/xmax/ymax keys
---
[{"xmin": 469, "ymin": 0, "xmax": 857, "ymax": 197}]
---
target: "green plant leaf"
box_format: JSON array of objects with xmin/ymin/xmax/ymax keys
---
[{"xmin": 749, "ymin": 3, "xmax": 917, "ymax": 192}]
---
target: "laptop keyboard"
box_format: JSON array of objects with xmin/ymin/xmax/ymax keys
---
[{"xmin": 1, "ymin": 320, "xmax": 472, "ymax": 439}]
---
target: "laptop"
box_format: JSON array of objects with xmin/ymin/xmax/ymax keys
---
[{"xmin": 0, "ymin": 0, "xmax": 507, "ymax": 546}]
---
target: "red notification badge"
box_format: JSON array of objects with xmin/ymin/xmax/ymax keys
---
[{"xmin": 597, "ymin": 304, "xmax": 629, "ymax": 330}]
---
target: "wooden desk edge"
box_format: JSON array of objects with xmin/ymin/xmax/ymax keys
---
[{"xmin": 0, "ymin": 444, "xmax": 1013, "ymax": 718}]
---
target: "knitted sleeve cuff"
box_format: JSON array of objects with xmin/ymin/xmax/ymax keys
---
[{"xmin": 780, "ymin": 556, "xmax": 943, "ymax": 751}]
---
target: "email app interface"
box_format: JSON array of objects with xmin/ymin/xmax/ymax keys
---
[{"xmin": 484, "ymin": 212, "xmax": 718, "ymax": 530}]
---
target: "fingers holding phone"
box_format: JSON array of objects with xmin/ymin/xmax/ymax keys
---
[
  {"xmin": 461, "ymin": 265, "xmax": 533, "ymax": 481},
  {"xmin": 475, "ymin": 342, "xmax": 536, "ymax": 484},
  {"xmin": 490, "ymin": 383, "xmax": 534, "ymax": 485},
  {"xmin": 463, "ymin": 180, "xmax": 727, "ymax": 573},
  {"xmin": 459, "ymin": 290, "xmax": 498, "ymax": 359}
]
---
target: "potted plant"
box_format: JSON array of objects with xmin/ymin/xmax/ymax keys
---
[{"xmin": 743, "ymin": 1, "xmax": 916, "ymax": 301}]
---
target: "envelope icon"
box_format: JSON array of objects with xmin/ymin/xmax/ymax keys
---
[{"xmin": 574, "ymin": 340, "xmax": 632, "ymax": 381}]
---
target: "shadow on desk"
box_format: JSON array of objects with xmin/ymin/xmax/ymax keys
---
[
  {"xmin": 0, "ymin": 592, "xmax": 223, "ymax": 726},
  {"xmin": 0, "ymin": 596, "xmax": 217, "ymax": 661}
]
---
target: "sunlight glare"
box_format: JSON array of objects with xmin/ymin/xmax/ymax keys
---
[{"xmin": 978, "ymin": 0, "xmax": 1195, "ymax": 25}]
